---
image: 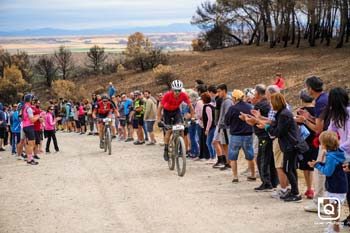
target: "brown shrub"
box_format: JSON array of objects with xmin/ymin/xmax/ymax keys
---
[{"xmin": 153, "ymin": 64, "xmax": 175, "ymax": 89}]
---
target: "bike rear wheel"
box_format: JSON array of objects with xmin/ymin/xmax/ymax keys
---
[
  {"xmin": 175, "ymin": 136, "xmax": 186, "ymax": 177},
  {"xmin": 168, "ymin": 139, "xmax": 175, "ymax": 170}
]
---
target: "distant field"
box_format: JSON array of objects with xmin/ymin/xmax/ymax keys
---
[{"xmin": 0, "ymin": 32, "xmax": 196, "ymax": 54}]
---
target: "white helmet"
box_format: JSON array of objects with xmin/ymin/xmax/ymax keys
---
[{"xmin": 171, "ymin": 80, "xmax": 183, "ymax": 91}]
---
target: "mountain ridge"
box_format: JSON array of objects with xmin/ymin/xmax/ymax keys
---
[{"xmin": 0, "ymin": 23, "xmax": 199, "ymax": 37}]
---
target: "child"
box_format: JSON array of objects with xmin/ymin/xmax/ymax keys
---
[{"xmin": 309, "ymin": 131, "xmax": 348, "ymax": 233}]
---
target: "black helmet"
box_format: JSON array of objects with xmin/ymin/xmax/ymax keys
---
[{"xmin": 24, "ymin": 94, "xmax": 34, "ymax": 103}]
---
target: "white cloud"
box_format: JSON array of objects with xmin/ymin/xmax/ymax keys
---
[{"xmin": 0, "ymin": 0, "xmax": 209, "ymax": 30}]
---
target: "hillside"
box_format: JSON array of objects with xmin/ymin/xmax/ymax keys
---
[{"xmin": 35, "ymin": 45, "xmax": 350, "ymax": 107}]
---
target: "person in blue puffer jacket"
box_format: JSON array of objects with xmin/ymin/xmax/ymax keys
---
[
  {"xmin": 10, "ymin": 104, "xmax": 21, "ymax": 155},
  {"xmin": 309, "ymin": 131, "xmax": 348, "ymax": 233}
]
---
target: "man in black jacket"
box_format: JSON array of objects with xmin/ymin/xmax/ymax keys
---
[{"xmin": 241, "ymin": 84, "xmax": 278, "ymax": 192}]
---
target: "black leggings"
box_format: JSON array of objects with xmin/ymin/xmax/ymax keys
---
[
  {"xmin": 346, "ymin": 173, "xmax": 350, "ymax": 212},
  {"xmin": 283, "ymin": 150, "xmax": 299, "ymax": 195},
  {"xmin": 46, "ymin": 130, "xmax": 59, "ymax": 152}
]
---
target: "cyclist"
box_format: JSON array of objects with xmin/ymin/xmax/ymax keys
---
[
  {"xmin": 157, "ymin": 80, "xmax": 195, "ymax": 161},
  {"xmin": 93, "ymin": 94, "xmax": 116, "ymax": 149}
]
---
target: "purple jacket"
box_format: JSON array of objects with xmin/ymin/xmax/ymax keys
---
[{"xmin": 328, "ymin": 107, "xmax": 350, "ymax": 157}]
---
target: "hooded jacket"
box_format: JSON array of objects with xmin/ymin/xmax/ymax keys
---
[{"xmin": 315, "ymin": 149, "xmax": 348, "ymax": 194}]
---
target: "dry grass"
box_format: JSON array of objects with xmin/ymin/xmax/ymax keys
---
[{"xmin": 34, "ymin": 45, "xmax": 350, "ymax": 106}]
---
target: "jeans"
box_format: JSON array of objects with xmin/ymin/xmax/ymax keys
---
[
  {"xmin": 189, "ymin": 123, "xmax": 199, "ymax": 156},
  {"xmin": 228, "ymin": 135, "xmax": 254, "ymax": 161},
  {"xmin": 11, "ymin": 132, "xmax": 20, "ymax": 154},
  {"xmin": 46, "ymin": 130, "xmax": 59, "ymax": 152},
  {"xmin": 143, "ymin": 122, "xmax": 148, "ymax": 141},
  {"xmin": 283, "ymin": 149, "xmax": 299, "ymax": 195},
  {"xmin": 206, "ymin": 128, "xmax": 216, "ymax": 159},
  {"xmin": 256, "ymin": 136, "xmax": 278, "ymax": 188}
]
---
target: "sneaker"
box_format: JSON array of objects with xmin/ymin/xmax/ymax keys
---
[
  {"xmin": 112, "ymin": 135, "xmax": 117, "ymax": 139},
  {"xmin": 134, "ymin": 141, "xmax": 145, "ymax": 145},
  {"xmin": 247, "ymin": 176, "xmax": 257, "ymax": 182},
  {"xmin": 27, "ymin": 160, "xmax": 39, "ymax": 165},
  {"xmin": 206, "ymin": 159, "xmax": 216, "ymax": 164},
  {"xmin": 193, "ymin": 157, "xmax": 205, "ymax": 161},
  {"xmin": 100, "ymin": 140, "xmax": 104, "ymax": 149},
  {"xmin": 232, "ymin": 178, "xmax": 239, "ymax": 183},
  {"xmin": 163, "ymin": 149, "xmax": 169, "ymax": 161},
  {"xmin": 304, "ymin": 190, "xmax": 315, "ymax": 199},
  {"xmin": 16, "ymin": 154, "xmax": 23, "ymax": 160},
  {"xmin": 254, "ymin": 184, "xmax": 274, "ymax": 192},
  {"xmin": 33, "ymin": 155, "xmax": 40, "ymax": 160},
  {"xmin": 21, "ymin": 154, "xmax": 27, "ymax": 159},
  {"xmin": 304, "ymin": 202, "xmax": 318, "ymax": 213},
  {"xmin": 220, "ymin": 164, "xmax": 231, "ymax": 171},
  {"xmin": 146, "ymin": 142, "xmax": 155, "ymax": 146},
  {"xmin": 213, "ymin": 161, "xmax": 225, "ymax": 169},
  {"xmin": 125, "ymin": 138, "xmax": 134, "ymax": 142},
  {"xmin": 323, "ymin": 225, "xmax": 335, "ymax": 233},
  {"xmin": 284, "ymin": 194, "xmax": 302, "ymax": 203},
  {"xmin": 0, "ymin": 148, "xmax": 5, "ymax": 151},
  {"xmin": 272, "ymin": 188, "xmax": 291, "ymax": 200},
  {"xmin": 342, "ymin": 216, "xmax": 350, "ymax": 227}
]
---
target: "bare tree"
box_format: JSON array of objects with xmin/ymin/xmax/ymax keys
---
[
  {"xmin": 35, "ymin": 55, "xmax": 57, "ymax": 87},
  {"xmin": 54, "ymin": 45, "xmax": 74, "ymax": 80},
  {"xmin": 86, "ymin": 45, "xmax": 107, "ymax": 73}
]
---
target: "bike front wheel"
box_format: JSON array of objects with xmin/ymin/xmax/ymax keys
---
[
  {"xmin": 105, "ymin": 127, "xmax": 112, "ymax": 155},
  {"xmin": 175, "ymin": 136, "xmax": 186, "ymax": 177},
  {"xmin": 168, "ymin": 140, "xmax": 175, "ymax": 171}
]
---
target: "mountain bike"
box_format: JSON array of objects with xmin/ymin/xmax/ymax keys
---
[
  {"xmin": 160, "ymin": 120, "xmax": 186, "ymax": 177},
  {"xmin": 102, "ymin": 117, "xmax": 112, "ymax": 155}
]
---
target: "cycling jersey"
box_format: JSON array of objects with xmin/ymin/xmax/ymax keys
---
[
  {"xmin": 161, "ymin": 91, "xmax": 191, "ymax": 111},
  {"xmin": 94, "ymin": 100, "xmax": 115, "ymax": 118}
]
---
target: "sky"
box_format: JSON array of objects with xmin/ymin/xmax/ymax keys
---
[{"xmin": 0, "ymin": 0, "xmax": 208, "ymax": 31}]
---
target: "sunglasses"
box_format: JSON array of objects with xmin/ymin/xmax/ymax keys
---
[{"xmin": 174, "ymin": 90, "xmax": 181, "ymax": 93}]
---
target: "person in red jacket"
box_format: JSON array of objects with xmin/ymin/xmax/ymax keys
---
[{"xmin": 274, "ymin": 73, "xmax": 284, "ymax": 90}]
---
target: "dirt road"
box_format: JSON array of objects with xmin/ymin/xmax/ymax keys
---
[{"xmin": 0, "ymin": 132, "xmax": 335, "ymax": 233}]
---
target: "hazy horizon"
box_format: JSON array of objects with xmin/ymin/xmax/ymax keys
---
[{"xmin": 0, "ymin": 0, "xmax": 210, "ymax": 31}]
